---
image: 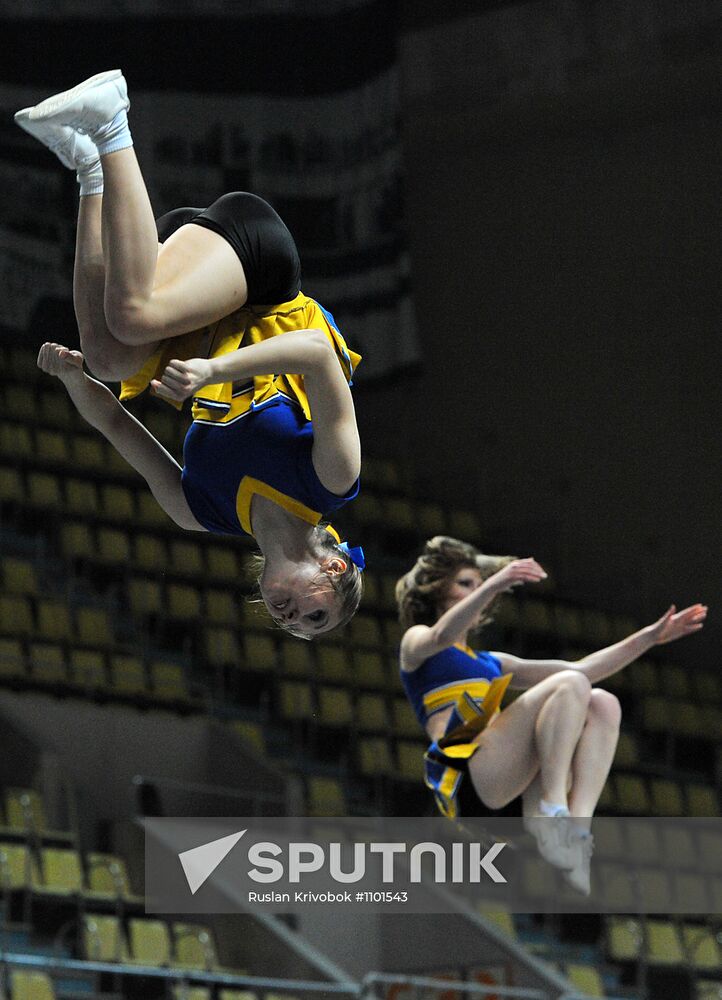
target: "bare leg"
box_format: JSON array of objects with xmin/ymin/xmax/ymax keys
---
[
  {"xmin": 100, "ymin": 149, "xmax": 248, "ymax": 344},
  {"xmin": 74, "ymin": 194, "xmax": 157, "ymax": 381},
  {"xmin": 469, "ymin": 670, "xmax": 592, "ymax": 811},
  {"xmin": 567, "ymin": 689, "xmax": 621, "ymax": 833}
]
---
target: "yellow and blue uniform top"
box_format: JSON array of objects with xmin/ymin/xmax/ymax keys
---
[
  {"xmin": 401, "ymin": 644, "xmax": 512, "ymax": 819},
  {"xmin": 120, "ymin": 293, "xmax": 361, "ymax": 538}
]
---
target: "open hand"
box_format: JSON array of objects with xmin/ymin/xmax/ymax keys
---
[
  {"xmin": 37, "ymin": 342, "xmax": 85, "ymax": 384},
  {"xmin": 648, "ymin": 603, "xmax": 707, "ymax": 645},
  {"xmin": 491, "ymin": 557, "xmax": 547, "ymax": 591},
  {"xmin": 150, "ymin": 358, "xmax": 214, "ymax": 403}
]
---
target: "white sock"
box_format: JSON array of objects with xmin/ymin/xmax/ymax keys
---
[
  {"xmin": 92, "ymin": 108, "xmax": 133, "ymax": 156},
  {"xmin": 77, "ymin": 157, "xmax": 104, "ymax": 197},
  {"xmin": 539, "ymin": 798, "xmax": 570, "ymax": 817}
]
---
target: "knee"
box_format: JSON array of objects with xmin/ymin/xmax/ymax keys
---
[
  {"xmin": 553, "ymin": 669, "xmax": 592, "ymax": 704},
  {"xmin": 588, "ymin": 688, "xmax": 622, "ymax": 730},
  {"xmin": 477, "ymin": 786, "xmax": 510, "ymax": 812},
  {"xmin": 104, "ymin": 297, "xmax": 155, "ymax": 346},
  {"xmin": 80, "ymin": 335, "xmax": 134, "ymax": 383}
]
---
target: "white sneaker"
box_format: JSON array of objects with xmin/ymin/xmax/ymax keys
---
[
  {"xmin": 27, "ymin": 69, "xmax": 129, "ymax": 136},
  {"xmin": 562, "ymin": 833, "xmax": 594, "ymax": 896},
  {"xmin": 14, "ymin": 108, "xmax": 99, "ymax": 171},
  {"xmin": 527, "ymin": 811, "xmax": 577, "ymax": 870}
]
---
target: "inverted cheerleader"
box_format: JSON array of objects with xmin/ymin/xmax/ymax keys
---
[
  {"xmin": 19, "ymin": 70, "xmax": 364, "ymax": 637},
  {"xmin": 396, "ymin": 536, "xmax": 707, "ymax": 893}
]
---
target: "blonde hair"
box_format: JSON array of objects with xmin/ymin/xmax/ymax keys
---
[
  {"xmin": 395, "ymin": 535, "xmax": 515, "ymax": 632},
  {"xmin": 248, "ymin": 524, "xmax": 363, "ymax": 638}
]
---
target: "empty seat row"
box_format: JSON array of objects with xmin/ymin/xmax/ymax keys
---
[
  {"xmin": 599, "ymin": 771, "xmax": 720, "ymax": 817},
  {"xmin": 607, "ymin": 917, "xmax": 722, "ymax": 970},
  {"xmin": 0, "ymin": 842, "xmax": 137, "ymax": 900},
  {"xmin": 0, "ymin": 594, "xmax": 115, "ymax": 645},
  {"xmin": 0, "ymin": 638, "xmax": 190, "ymax": 701}
]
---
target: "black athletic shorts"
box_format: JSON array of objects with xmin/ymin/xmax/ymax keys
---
[{"xmin": 155, "ymin": 191, "xmax": 302, "ymax": 305}]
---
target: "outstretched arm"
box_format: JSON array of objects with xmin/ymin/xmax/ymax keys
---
[
  {"xmin": 150, "ymin": 329, "xmax": 360, "ymax": 494},
  {"xmin": 400, "ymin": 558, "xmax": 547, "ymax": 671},
  {"xmin": 37, "ymin": 343, "xmax": 205, "ymax": 531},
  {"xmin": 494, "ymin": 604, "xmax": 707, "ymax": 688}
]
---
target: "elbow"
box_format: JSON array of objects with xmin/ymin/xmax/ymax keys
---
[{"xmin": 303, "ymin": 329, "xmax": 335, "ymax": 371}]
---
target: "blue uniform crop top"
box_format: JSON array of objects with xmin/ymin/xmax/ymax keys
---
[{"xmin": 400, "ymin": 643, "xmax": 504, "ymax": 727}]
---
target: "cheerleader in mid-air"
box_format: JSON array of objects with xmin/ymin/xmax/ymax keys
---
[
  {"xmin": 19, "ymin": 70, "xmax": 364, "ymax": 637},
  {"xmin": 396, "ymin": 536, "xmax": 707, "ymax": 892}
]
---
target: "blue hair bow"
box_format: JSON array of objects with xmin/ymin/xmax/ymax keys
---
[{"xmin": 339, "ymin": 542, "xmax": 366, "ymax": 571}]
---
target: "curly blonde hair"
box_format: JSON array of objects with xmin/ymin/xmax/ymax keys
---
[{"xmin": 395, "ymin": 535, "xmax": 515, "ymax": 632}]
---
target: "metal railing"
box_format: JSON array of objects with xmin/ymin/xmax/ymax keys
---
[{"xmin": 360, "ymin": 974, "xmax": 549, "ymax": 998}]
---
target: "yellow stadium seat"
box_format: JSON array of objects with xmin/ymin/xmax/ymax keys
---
[
  {"xmin": 173, "ymin": 922, "xmax": 219, "ymax": 970},
  {"xmin": 151, "ymin": 662, "xmax": 188, "ymax": 701},
  {"xmin": 0, "ymin": 843, "xmax": 41, "ymax": 889},
  {"xmin": 110, "ymin": 655, "xmax": 147, "ymax": 695},
  {"xmin": 28, "ymin": 643, "xmax": 66, "ymax": 684},
  {"xmin": 649, "ymin": 778, "xmax": 684, "ymax": 816},
  {"xmin": 173, "ymin": 989, "xmax": 212, "ymax": 1000},
  {"xmin": 65, "ymin": 478, "xmax": 99, "ymax": 515},
  {"xmin": 36, "ymin": 600, "xmax": 71, "ymax": 641},
  {"xmin": 613, "ymin": 731, "xmax": 639, "ymax": 768},
  {"xmin": 673, "ymin": 873, "xmax": 710, "ymax": 913},
  {"xmin": 2, "ymin": 557, "xmax": 38, "ymax": 595},
  {"xmin": 661, "ymin": 826, "xmax": 697, "ymax": 868},
  {"xmin": 637, "ymin": 870, "xmax": 674, "ymax": 912},
  {"xmin": 357, "ymin": 737, "xmax": 394, "ymax": 776},
  {"xmin": 614, "ymin": 774, "xmax": 651, "ymax": 814},
  {"xmin": 280, "ymin": 638, "xmax": 313, "ymax": 676},
  {"xmin": 352, "ymin": 494, "xmax": 382, "ymax": 525},
  {"xmin": 96, "ymin": 527, "xmax": 131, "ymax": 564},
  {"xmin": 244, "ymin": 633, "xmax": 277, "ymax": 671},
  {"xmin": 39, "ymin": 389, "xmax": 72, "ymax": 428},
  {"xmin": 169, "ymin": 540, "xmax": 204, "ymax": 576},
  {"xmin": 136, "ymin": 492, "xmax": 173, "ymax": 526},
  {"xmin": 100, "ymin": 484, "xmax": 136, "ymax": 522},
  {"xmin": 354, "ymin": 651, "xmax": 386, "ymax": 689},
  {"xmin": 10, "ymin": 970, "xmax": 55, "ymax": 1000},
  {"xmin": 396, "ymin": 742, "xmax": 424, "ymax": 781},
  {"xmin": 565, "ymin": 963, "xmax": 604, "ymax": 997},
  {"xmin": 356, "ymin": 693, "xmax": 388, "ymax": 731},
  {"xmin": 696, "ymin": 980, "xmax": 722, "ymax": 1000},
  {"xmin": 0, "ymin": 595, "xmax": 34, "ymax": 636},
  {"xmin": 392, "ymin": 699, "xmax": 420, "ymax": 738},
  {"xmin": 70, "ymin": 649, "xmax": 107, "ymax": 690},
  {"xmin": 687, "ymin": 784, "xmax": 720, "ymax": 816},
  {"xmin": 27, "ymin": 471, "xmax": 63, "ymax": 509},
  {"xmin": 204, "ymin": 589, "xmax": 238, "ymax": 625},
  {"xmin": 360, "ymin": 571, "xmax": 381, "ymax": 609},
  {"xmin": 448, "ymin": 509, "xmax": 482, "ymax": 541},
  {"xmin": 554, "ymin": 605, "xmax": 583, "ymax": 641},
  {"xmin": 4, "ymin": 385, "xmax": 35, "ymax": 421},
  {"xmin": 219, "ymin": 992, "xmax": 258, "ymax": 1000},
  {"xmin": 278, "ymin": 681, "xmax": 314, "ymax": 721},
  {"xmin": 205, "ymin": 546, "xmax": 239, "ymax": 581},
  {"xmin": 318, "ymin": 686, "xmax": 353, "ymax": 727},
  {"xmin": 0, "ymin": 424, "xmax": 33, "ymax": 461},
  {"xmin": 0, "ymin": 638, "xmax": 25, "ymax": 678},
  {"xmin": 668, "ymin": 700, "xmax": 702, "ymax": 737},
  {"xmin": 35, "ymin": 428, "xmax": 69, "ymax": 465},
  {"xmin": 105, "ymin": 446, "xmax": 137, "ymax": 478},
  {"xmin": 205, "ymin": 627, "xmax": 240, "ymax": 666},
  {"xmin": 418, "ymin": 502, "xmax": 446, "ymax": 535},
  {"xmin": 646, "ymin": 919, "xmax": 684, "ymax": 964},
  {"xmin": 606, "ymin": 916, "xmax": 642, "ymax": 961},
  {"xmin": 72, "ymin": 435, "xmax": 105, "ymax": 470},
  {"xmin": 82, "ymin": 912, "xmax": 129, "ymax": 961},
  {"xmin": 695, "ymin": 671, "xmax": 721, "ymax": 702},
  {"xmin": 5, "ymin": 788, "xmax": 46, "ymax": 833},
  {"xmin": 363, "ymin": 456, "xmax": 400, "ymax": 489},
  {"xmin": 682, "ymin": 924, "xmax": 721, "ymax": 969},
  {"xmin": 60, "ymin": 521, "xmax": 94, "ymax": 559},
  {"xmin": 76, "ymin": 607, "xmax": 113, "ymax": 646},
  {"xmin": 316, "ymin": 643, "xmax": 351, "ymax": 683},
  {"xmin": 36, "ymin": 847, "xmax": 84, "ymax": 894},
  {"xmin": 167, "ymin": 584, "xmax": 202, "ymax": 619},
  {"xmin": 349, "ymin": 614, "xmax": 383, "ymax": 647},
  {"xmin": 228, "ymin": 720, "xmax": 265, "ymax": 755},
  {"xmin": 307, "ymin": 776, "xmax": 345, "ymax": 816},
  {"xmin": 128, "ymin": 917, "xmax": 172, "ymax": 965},
  {"xmin": 129, "ymin": 578, "xmax": 163, "ymax": 616},
  {"xmin": 0, "ymin": 466, "xmax": 23, "ymax": 503},
  {"xmin": 85, "ymin": 853, "xmax": 133, "ymax": 900},
  {"xmin": 478, "ymin": 908, "xmax": 517, "ymax": 939},
  {"xmin": 134, "ymin": 533, "xmax": 168, "ymax": 571}
]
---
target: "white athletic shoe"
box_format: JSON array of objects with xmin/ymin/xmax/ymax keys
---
[
  {"xmin": 14, "ymin": 107, "xmax": 100, "ymax": 171},
  {"xmin": 26, "ymin": 69, "xmax": 129, "ymax": 136},
  {"xmin": 526, "ymin": 811, "xmax": 577, "ymax": 871},
  {"xmin": 562, "ymin": 833, "xmax": 594, "ymax": 896}
]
